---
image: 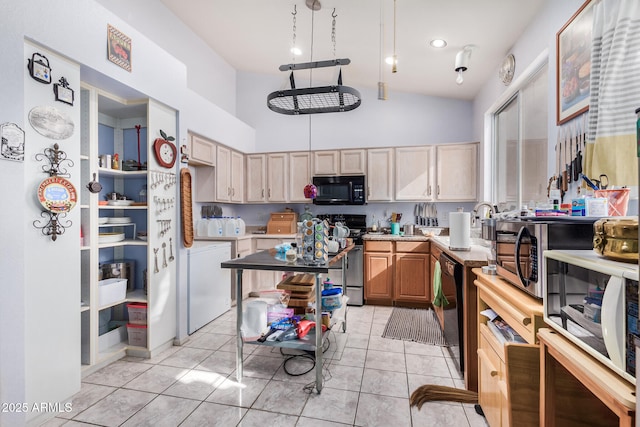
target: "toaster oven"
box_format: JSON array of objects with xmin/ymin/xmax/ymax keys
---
[{"xmin": 544, "ymin": 249, "xmax": 639, "ymax": 383}]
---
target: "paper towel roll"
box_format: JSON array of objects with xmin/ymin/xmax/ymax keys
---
[{"xmin": 449, "ymin": 211, "xmax": 471, "ymax": 250}]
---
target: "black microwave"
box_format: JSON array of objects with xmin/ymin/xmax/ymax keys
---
[{"xmin": 312, "ymin": 175, "xmax": 366, "ymax": 205}]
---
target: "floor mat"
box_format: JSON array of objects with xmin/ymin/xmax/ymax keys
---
[{"xmin": 382, "ymin": 307, "xmax": 447, "ymax": 346}]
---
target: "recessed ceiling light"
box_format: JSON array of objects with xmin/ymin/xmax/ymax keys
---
[
  {"xmin": 291, "ymin": 47, "xmax": 302, "ymax": 56},
  {"xmin": 430, "ymin": 39, "xmax": 447, "ymax": 48},
  {"xmin": 385, "ymin": 56, "xmax": 397, "ymax": 65}
]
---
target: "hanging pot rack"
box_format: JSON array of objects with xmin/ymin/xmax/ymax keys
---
[{"xmin": 267, "ymin": 58, "xmax": 361, "ymax": 115}]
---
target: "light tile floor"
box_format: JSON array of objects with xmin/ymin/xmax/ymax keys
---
[{"xmin": 41, "ymin": 305, "xmax": 489, "ymax": 427}]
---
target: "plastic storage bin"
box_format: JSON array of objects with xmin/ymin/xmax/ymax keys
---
[
  {"xmin": 98, "ymin": 278, "xmax": 127, "ymax": 307},
  {"xmin": 127, "ymin": 323, "xmax": 147, "ymax": 347},
  {"xmin": 127, "ymin": 303, "xmax": 147, "ymax": 325},
  {"xmin": 321, "ymin": 288, "xmax": 343, "ymax": 311},
  {"xmin": 98, "ymin": 322, "xmax": 127, "ymax": 352}
]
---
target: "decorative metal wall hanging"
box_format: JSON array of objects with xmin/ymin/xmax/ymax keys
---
[
  {"xmin": 107, "ymin": 24, "xmax": 132, "ymax": 72},
  {"xmin": 28, "ymin": 106, "xmax": 75, "ymax": 140},
  {"xmin": 53, "ymin": 77, "xmax": 75, "ymax": 106},
  {"xmin": 27, "ymin": 52, "xmax": 52, "ymax": 84},
  {"xmin": 33, "ymin": 143, "xmax": 76, "ymax": 241},
  {"xmin": 1, "ymin": 122, "xmax": 25, "ymax": 162}
]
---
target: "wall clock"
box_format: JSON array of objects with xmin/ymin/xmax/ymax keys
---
[
  {"xmin": 153, "ymin": 137, "xmax": 176, "ymax": 168},
  {"xmin": 499, "ymin": 54, "xmax": 516, "ymax": 85}
]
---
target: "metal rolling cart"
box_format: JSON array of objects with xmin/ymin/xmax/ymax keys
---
[{"xmin": 221, "ymin": 245, "xmax": 352, "ymax": 393}]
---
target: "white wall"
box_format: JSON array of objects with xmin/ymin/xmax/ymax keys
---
[
  {"xmin": 237, "ymin": 71, "xmax": 475, "ymax": 153},
  {"xmin": 472, "ymin": 0, "xmax": 586, "ymax": 200},
  {"xmin": 95, "ymin": 0, "xmax": 238, "ymax": 116}
]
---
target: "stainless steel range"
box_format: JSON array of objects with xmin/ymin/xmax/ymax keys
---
[{"xmin": 317, "ymin": 214, "xmax": 365, "ymax": 306}]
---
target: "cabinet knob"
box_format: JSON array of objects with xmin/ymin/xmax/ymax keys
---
[
  {"xmin": 261, "ymin": 189, "xmax": 264, "ymax": 198},
  {"xmin": 367, "ymin": 187, "xmax": 371, "ymax": 197},
  {"xmin": 437, "ymin": 185, "xmax": 440, "ymax": 195},
  {"xmin": 269, "ymin": 188, "xmax": 271, "ymax": 198}
]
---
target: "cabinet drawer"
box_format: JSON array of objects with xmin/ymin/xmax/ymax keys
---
[
  {"xmin": 237, "ymin": 238, "xmax": 252, "ymax": 253},
  {"xmin": 395, "ymin": 241, "xmax": 430, "ymax": 253},
  {"xmin": 255, "ymin": 238, "xmax": 280, "ymax": 250},
  {"xmin": 365, "ymin": 241, "xmax": 393, "ymax": 252},
  {"xmin": 480, "ymin": 323, "xmax": 506, "ymax": 364}
]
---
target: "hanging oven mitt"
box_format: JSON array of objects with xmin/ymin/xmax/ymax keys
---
[{"xmin": 432, "ymin": 260, "xmax": 449, "ymax": 308}]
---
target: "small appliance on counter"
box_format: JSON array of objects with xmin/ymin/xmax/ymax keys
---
[{"xmin": 593, "ymin": 217, "xmax": 638, "ymax": 263}]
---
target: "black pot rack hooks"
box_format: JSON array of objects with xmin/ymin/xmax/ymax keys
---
[{"xmin": 33, "ymin": 143, "xmax": 75, "ymax": 241}]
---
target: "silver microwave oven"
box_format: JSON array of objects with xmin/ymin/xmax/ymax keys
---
[
  {"xmin": 543, "ymin": 249, "xmax": 639, "ymax": 384},
  {"xmin": 494, "ymin": 217, "xmax": 596, "ymax": 299}
]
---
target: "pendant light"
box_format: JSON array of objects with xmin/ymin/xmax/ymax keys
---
[
  {"xmin": 391, "ymin": 0, "xmax": 397, "ymax": 73},
  {"xmin": 378, "ymin": 0, "xmax": 387, "ymax": 100}
]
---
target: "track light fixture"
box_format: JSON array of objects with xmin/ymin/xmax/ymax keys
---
[{"xmin": 454, "ymin": 45, "xmax": 474, "ymax": 85}]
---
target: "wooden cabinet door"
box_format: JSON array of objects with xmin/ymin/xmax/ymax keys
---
[
  {"xmin": 394, "ymin": 252, "xmax": 430, "ymax": 303},
  {"xmin": 216, "ymin": 145, "xmax": 231, "ymax": 202},
  {"xmin": 313, "ymin": 150, "xmax": 339, "ymax": 175},
  {"xmin": 189, "ymin": 133, "xmax": 216, "ymax": 166},
  {"xmin": 395, "ymin": 146, "xmax": 434, "ymax": 201},
  {"xmin": 289, "ymin": 151, "xmax": 312, "ymax": 202},
  {"xmin": 436, "ymin": 143, "xmax": 478, "ymax": 201},
  {"xmin": 246, "ymin": 154, "xmax": 266, "ymax": 202},
  {"xmin": 364, "ymin": 252, "xmax": 393, "ymax": 303},
  {"xmin": 367, "ymin": 148, "xmax": 394, "ymax": 201},
  {"xmin": 478, "ymin": 331, "xmax": 503, "ymax": 427},
  {"xmin": 340, "ymin": 149, "xmax": 366, "ymax": 175},
  {"xmin": 230, "ymin": 150, "xmax": 244, "ymax": 202},
  {"xmin": 267, "ymin": 153, "xmax": 288, "ymax": 202}
]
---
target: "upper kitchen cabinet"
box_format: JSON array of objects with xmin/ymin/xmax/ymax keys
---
[
  {"xmin": 367, "ymin": 148, "xmax": 394, "ymax": 202},
  {"xmin": 246, "ymin": 154, "xmax": 266, "ymax": 202},
  {"xmin": 289, "ymin": 152, "xmax": 312, "ymax": 203},
  {"xmin": 340, "ymin": 149, "xmax": 367, "ymax": 175},
  {"xmin": 395, "ymin": 146, "xmax": 434, "ymax": 201},
  {"xmin": 216, "ymin": 145, "xmax": 244, "ymax": 203},
  {"xmin": 436, "ymin": 143, "xmax": 478, "ymax": 201},
  {"xmin": 313, "ymin": 149, "xmax": 367, "ymax": 176},
  {"xmin": 246, "ymin": 153, "xmax": 290, "ymax": 203},
  {"xmin": 188, "ymin": 133, "xmax": 216, "ymax": 166},
  {"xmin": 313, "ymin": 150, "xmax": 339, "ymax": 175}
]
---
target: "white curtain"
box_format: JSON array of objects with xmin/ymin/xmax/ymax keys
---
[{"xmin": 585, "ymin": 0, "xmax": 640, "ymax": 186}]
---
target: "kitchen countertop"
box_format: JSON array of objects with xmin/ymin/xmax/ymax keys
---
[
  {"xmin": 363, "ymin": 233, "xmax": 490, "ymax": 267},
  {"xmin": 195, "ymin": 233, "xmax": 296, "ymax": 241}
]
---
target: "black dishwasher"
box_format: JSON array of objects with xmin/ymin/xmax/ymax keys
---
[{"xmin": 439, "ymin": 252, "xmax": 464, "ymax": 376}]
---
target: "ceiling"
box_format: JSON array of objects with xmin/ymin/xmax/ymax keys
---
[{"xmin": 160, "ymin": 0, "xmax": 546, "ymax": 101}]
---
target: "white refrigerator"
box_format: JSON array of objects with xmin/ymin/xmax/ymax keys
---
[{"xmin": 187, "ymin": 241, "xmax": 232, "ymax": 334}]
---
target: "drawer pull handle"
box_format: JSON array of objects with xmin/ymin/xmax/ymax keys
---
[{"xmin": 478, "ymin": 349, "xmax": 498, "ymax": 377}]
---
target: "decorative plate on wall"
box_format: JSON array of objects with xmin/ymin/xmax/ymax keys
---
[
  {"xmin": 499, "ymin": 54, "xmax": 516, "ymax": 86},
  {"xmin": 37, "ymin": 176, "xmax": 77, "ymax": 213},
  {"xmin": 28, "ymin": 106, "xmax": 75, "ymax": 140}
]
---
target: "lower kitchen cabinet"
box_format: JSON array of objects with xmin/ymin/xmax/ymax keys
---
[
  {"xmin": 394, "ymin": 241, "xmax": 431, "ymax": 305},
  {"xmin": 474, "ymin": 269, "xmax": 544, "ymax": 427},
  {"xmin": 364, "ymin": 241, "xmax": 394, "ymax": 305}
]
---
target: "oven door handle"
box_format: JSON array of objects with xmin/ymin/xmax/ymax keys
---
[{"xmin": 514, "ymin": 226, "xmax": 530, "ymax": 287}]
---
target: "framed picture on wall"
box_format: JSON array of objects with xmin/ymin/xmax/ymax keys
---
[
  {"xmin": 556, "ymin": 0, "xmax": 595, "ymax": 125},
  {"xmin": 107, "ymin": 24, "xmax": 132, "ymax": 72}
]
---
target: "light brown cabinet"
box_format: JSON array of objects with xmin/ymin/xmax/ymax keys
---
[
  {"xmin": 474, "ymin": 270, "xmax": 544, "ymax": 427},
  {"xmin": 394, "ymin": 241, "xmax": 431, "ymax": 304},
  {"xmin": 216, "ymin": 145, "xmax": 244, "ymax": 203},
  {"xmin": 189, "ymin": 133, "xmax": 216, "ymax": 166},
  {"xmin": 364, "ymin": 241, "xmax": 394, "ymax": 305},
  {"xmin": 340, "ymin": 149, "xmax": 366, "ymax": 175},
  {"xmin": 395, "ymin": 146, "xmax": 434, "ymax": 201},
  {"xmin": 436, "ymin": 143, "xmax": 478, "ymax": 201},
  {"xmin": 366, "ymin": 148, "xmax": 394, "ymax": 202},
  {"xmin": 246, "ymin": 154, "xmax": 266, "ymax": 202},
  {"xmin": 289, "ymin": 152, "xmax": 312, "ymax": 202},
  {"xmin": 364, "ymin": 240, "xmax": 432, "ymax": 306}
]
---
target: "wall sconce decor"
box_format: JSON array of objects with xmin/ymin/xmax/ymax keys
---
[
  {"xmin": 53, "ymin": 77, "xmax": 75, "ymax": 106},
  {"xmin": 27, "ymin": 52, "xmax": 52, "ymax": 84}
]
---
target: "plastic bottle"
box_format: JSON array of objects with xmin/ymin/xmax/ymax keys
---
[
  {"xmin": 323, "ymin": 276, "xmax": 334, "ymax": 290},
  {"xmin": 197, "ymin": 217, "xmax": 209, "ymax": 237},
  {"xmin": 236, "ymin": 217, "xmax": 246, "ymax": 236},
  {"xmin": 225, "ymin": 217, "xmax": 236, "ymax": 236},
  {"xmin": 207, "ymin": 217, "xmax": 219, "ymax": 237}
]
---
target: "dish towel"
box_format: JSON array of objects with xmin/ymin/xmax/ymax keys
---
[{"xmin": 432, "ymin": 260, "xmax": 449, "ymax": 308}]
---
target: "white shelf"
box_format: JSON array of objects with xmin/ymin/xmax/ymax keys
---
[
  {"xmin": 99, "ymin": 205, "xmax": 147, "ymax": 210},
  {"xmin": 127, "ymin": 289, "xmax": 148, "ymax": 303},
  {"xmin": 98, "ymin": 167, "xmax": 146, "ymax": 178},
  {"xmin": 98, "ymin": 239, "xmax": 147, "ymax": 249},
  {"xmin": 80, "ymin": 154, "xmax": 90, "ymax": 160}
]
